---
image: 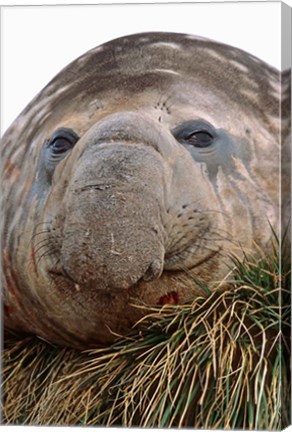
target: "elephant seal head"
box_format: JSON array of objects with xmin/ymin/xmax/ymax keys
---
[{"xmin": 2, "ymin": 32, "xmax": 290, "ymax": 348}]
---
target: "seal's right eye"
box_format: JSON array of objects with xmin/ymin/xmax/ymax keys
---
[
  {"xmin": 44, "ymin": 128, "xmax": 79, "ymax": 181},
  {"xmin": 48, "ymin": 128, "xmax": 79, "ymax": 154}
]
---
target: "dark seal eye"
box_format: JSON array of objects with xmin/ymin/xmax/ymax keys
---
[
  {"xmin": 48, "ymin": 128, "xmax": 79, "ymax": 154},
  {"xmin": 44, "ymin": 128, "xmax": 79, "ymax": 181},
  {"xmin": 172, "ymin": 120, "xmax": 216, "ymax": 149},
  {"xmin": 184, "ymin": 130, "xmax": 214, "ymax": 148}
]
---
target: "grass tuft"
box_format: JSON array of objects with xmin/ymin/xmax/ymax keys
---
[{"xmin": 2, "ymin": 234, "xmax": 290, "ymax": 428}]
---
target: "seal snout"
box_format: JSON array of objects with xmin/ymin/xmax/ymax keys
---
[
  {"xmin": 143, "ymin": 259, "xmax": 164, "ymax": 282},
  {"xmin": 56, "ymin": 250, "xmax": 165, "ymax": 291},
  {"xmin": 59, "ymin": 215, "xmax": 166, "ymax": 291},
  {"xmin": 56, "ymin": 132, "xmax": 168, "ymax": 292}
]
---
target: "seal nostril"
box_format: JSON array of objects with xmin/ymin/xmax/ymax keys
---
[{"xmin": 142, "ymin": 259, "xmax": 164, "ymax": 282}]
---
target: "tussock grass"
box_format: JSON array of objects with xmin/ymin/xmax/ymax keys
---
[{"xmin": 2, "ymin": 235, "xmax": 290, "ymax": 428}]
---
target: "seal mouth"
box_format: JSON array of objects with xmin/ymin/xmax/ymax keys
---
[
  {"xmin": 47, "ymin": 245, "xmax": 219, "ymax": 305},
  {"xmin": 47, "ymin": 240, "xmax": 221, "ymax": 295},
  {"xmin": 48, "ymin": 267, "xmax": 180, "ymax": 306}
]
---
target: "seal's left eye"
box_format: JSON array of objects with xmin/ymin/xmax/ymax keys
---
[
  {"xmin": 184, "ymin": 130, "xmax": 213, "ymax": 148},
  {"xmin": 48, "ymin": 128, "xmax": 79, "ymax": 154},
  {"xmin": 172, "ymin": 120, "xmax": 216, "ymax": 149}
]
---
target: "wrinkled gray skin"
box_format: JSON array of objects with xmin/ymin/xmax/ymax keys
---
[{"xmin": 2, "ymin": 32, "xmax": 290, "ymax": 349}]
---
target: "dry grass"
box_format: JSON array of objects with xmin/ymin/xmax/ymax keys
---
[{"xmin": 2, "ymin": 234, "xmax": 290, "ymax": 428}]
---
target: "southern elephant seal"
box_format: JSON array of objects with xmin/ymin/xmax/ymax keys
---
[{"xmin": 2, "ymin": 32, "xmax": 290, "ymax": 349}]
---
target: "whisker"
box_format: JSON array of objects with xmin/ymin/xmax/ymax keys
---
[
  {"xmin": 17, "ymin": 225, "xmax": 51, "ymax": 239},
  {"xmin": 52, "ymin": 257, "xmax": 61, "ymax": 268},
  {"xmin": 32, "ymin": 221, "xmax": 52, "ymax": 230},
  {"xmin": 29, "ymin": 231, "xmax": 52, "ymax": 248},
  {"xmin": 195, "ymin": 229, "xmax": 232, "ymax": 242},
  {"xmin": 33, "ymin": 242, "xmax": 53, "ymax": 258},
  {"xmin": 191, "ymin": 244, "xmax": 227, "ymax": 258},
  {"xmin": 36, "ymin": 248, "xmax": 59, "ymax": 266},
  {"xmin": 192, "ymin": 208, "xmax": 229, "ymax": 218}
]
